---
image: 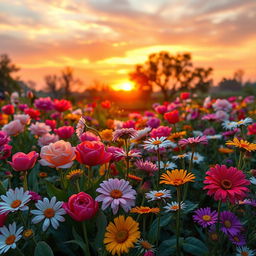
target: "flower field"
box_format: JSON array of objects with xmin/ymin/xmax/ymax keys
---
[{"xmin": 0, "ymin": 92, "xmax": 255, "ymax": 256}]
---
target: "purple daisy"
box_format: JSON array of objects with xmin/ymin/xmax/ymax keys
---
[
  {"xmin": 135, "ymin": 160, "xmax": 158, "ymax": 176},
  {"xmin": 220, "ymin": 211, "xmax": 242, "ymax": 236},
  {"xmin": 193, "ymin": 207, "xmax": 218, "ymax": 228},
  {"xmin": 228, "ymin": 232, "xmax": 246, "ymax": 246},
  {"xmin": 95, "ymin": 178, "xmax": 136, "ymax": 214},
  {"xmin": 113, "ymin": 128, "xmax": 138, "ymax": 141}
]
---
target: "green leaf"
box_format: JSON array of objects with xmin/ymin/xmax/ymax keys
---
[
  {"xmin": 0, "ymin": 181, "xmax": 6, "ymax": 194},
  {"xmin": 28, "ymin": 163, "xmax": 40, "ymax": 192},
  {"xmin": 148, "ymin": 214, "xmax": 172, "ymax": 242},
  {"xmin": 65, "ymin": 240, "xmax": 88, "ymax": 255},
  {"xmin": 158, "ymin": 237, "xmax": 182, "ymax": 256},
  {"xmin": 34, "ymin": 241, "xmax": 54, "ymax": 256},
  {"xmin": 94, "ymin": 211, "xmax": 107, "ymax": 251},
  {"xmin": 183, "ymin": 237, "xmax": 208, "ymax": 256},
  {"xmin": 183, "ymin": 201, "xmax": 198, "ymax": 214},
  {"xmin": 45, "ymin": 181, "xmax": 67, "ymax": 201}
]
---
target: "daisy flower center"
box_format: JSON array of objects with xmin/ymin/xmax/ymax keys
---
[
  {"xmin": 110, "ymin": 189, "xmax": 123, "ymax": 199},
  {"xmin": 224, "ymin": 220, "xmax": 232, "ymax": 228},
  {"xmin": 171, "ymin": 205, "xmax": 179, "ymax": 210},
  {"xmin": 23, "ymin": 229, "xmax": 33, "ymax": 238},
  {"xmin": 11, "ymin": 200, "xmax": 22, "ymax": 208},
  {"xmin": 140, "ymin": 240, "xmax": 152, "ymax": 250},
  {"xmin": 233, "ymin": 236, "xmax": 240, "ymax": 242},
  {"xmin": 210, "ymin": 233, "xmax": 218, "ymax": 241},
  {"xmin": 152, "ymin": 140, "xmax": 162, "ymax": 145},
  {"xmin": 115, "ymin": 230, "xmax": 128, "ymax": 243},
  {"xmin": 44, "ymin": 208, "xmax": 55, "ymax": 218},
  {"xmin": 154, "ymin": 192, "xmax": 164, "ymax": 197},
  {"xmin": 5, "ymin": 235, "xmax": 16, "ymax": 245},
  {"xmin": 202, "ymin": 215, "xmax": 212, "ymax": 221},
  {"xmin": 241, "ymin": 252, "xmax": 249, "ymax": 256},
  {"xmin": 193, "ymin": 156, "xmax": 198, "ymax": 160},
  {"xmin": 221, "ymin": 179, "xmax": 232, "ymax": 189}
]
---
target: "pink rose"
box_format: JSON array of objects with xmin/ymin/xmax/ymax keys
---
[
  {"xmin": 76, "ymin": 141, "xmax": 112, "ymax": 166},
  {"xmin": 8, "ymin": 151, "xmax": 39, "ymax": 171},
  {"xmin": 38, "ymin": 133, "xmax": 59, "ymax": 147},
  {"xmin": 150, "ymin": 126, "xmax": 172, "ymax": 138},
  {"xmin": 54, "ymin": 126, "xmax": 74, "ymax": 139},
  {"xmin": 0, "ymin": 131, "xmax": 10, "ymax": 147},
  {"xmin": 14, "ymin": 114, "xmax": 31, "ymax": 125},
  {"xmin": 80, "ymin": 131, "xmax": 100, "ymax": 142},
  {"xmin": 1, "ymin": 104, "xmax": 14, "ymax": 115},
  {"xmin": 2, "ymin": 120, "xmax": 24, "ymax": 136},
  {"xmin": 63, "ymin": 192, "xmax": 98, "ymax": 221},
  {"xmin": 0, "ymin": 144, "xmax": 12, "ymax": 160},
  {"xmin": 29, "ymin": 122, "xmax": 51, "ymax": 136}
]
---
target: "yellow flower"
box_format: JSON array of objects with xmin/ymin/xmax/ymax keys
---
[
  {"xmin": 168, "ymin": 131, "xmax": 187, "ymax": 141},
  {"xmin": 226, "ymin": 137, "xmax": 256, "ymax": 152},
  {"xmin": 100, "ymin": 129, "xmax": 113, "ymax": 141},
  {"xmin": 104, "ymin": 215, "xmax": 140, "ymax": 256},
  {"xmin": 130, "ymin": 206, "xmax": 160, "ymax": 214},
  {"xmin": 160, "ymin": 169, "xmax": 195, "ymax": 186},
  {"xmin": 66, "ymin": 169, "xmax": 84, "ymax": 180},
  {"xmin": 64, "ymin": 113, "xmax": 81, "ymax": 122},
  {"xmin": 23, "ymin": 229, "xmax": 33, "ymax": 239}
]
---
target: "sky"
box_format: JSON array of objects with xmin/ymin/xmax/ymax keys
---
[{"xmin": 0, "ymin": 0, "xmax": 256, "ymax": 91}]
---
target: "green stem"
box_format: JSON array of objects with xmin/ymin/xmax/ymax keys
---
[
  {"xmin": 23, "ymin": 171, "xmax": 28, "ymax": 191},
  {"xmin": 176, "ymin": 186, "xmax": 181, "ymax": 256},
  {"xmin": 157, "ymin": 147, "xmax": 161, "ymax": 189},
  {"xmin": 237, "ymin": 151, "xmax": 243, "ymax": 170},
  {"xmin": 75, "ymin": 179, "xmax": 81, "ymax": 193},
  {"xmin": 143, "ymin": 216, "xmax": 146, "ymax": 238},
  {"xmin": 16, "ymin": 247, "xmax": 25, "ymax": 256},
  {"xmin": 82, "ymin": 222, "xmax": 91, "ymax": 256},
  {"xmin": 157, "ymin": 213, "xmax": 161, "ymax": 246}
]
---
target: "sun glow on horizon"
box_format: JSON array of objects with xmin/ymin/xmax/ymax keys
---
[{"xmin": 112, "ymin": 81, "xmax": 136, "ymax": 91}]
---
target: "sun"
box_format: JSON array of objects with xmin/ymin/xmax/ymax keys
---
[{"xmin": 112, "ymin": 81, "xmax": 136, "ymax": 91}]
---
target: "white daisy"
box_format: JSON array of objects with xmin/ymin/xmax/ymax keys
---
[
  {"xmin": 160, "ymin": 161, "xmax": 177, "ymax": 170},
  {"xmin": 135, "ymin": 239, "xmax": 156, "ymax": 254},
  {"xmin": 31, "ymin": 197, "xmax": 66, "ymax": 231},
  {"xmin": 249, "ymin": 177, "xmax": 256, "ymax": 185},
  {"xmin": 131, "ymin": 127, "xmax": 151, "ymax": 141},
  {"xmin": 114, "ymin": 149, "xmax": 141, "ymax": 159},
  {"xmin": 164, "ymin": 201, "xmax": 186, "ymax": 212},
  {"xmin": 172, "ymin": 154, "xmax": 188, "ymax": 161},
  {"xmin": 0, "ymin": 222, "xmax": 23, "ymax": 254},
  {"xmin": 145, "ymin": 190, "xmax": 171, "ymax": 202},
  {"xmin": 206, "ymin": 134, "xmax": 222, "ymax": 140},
  {"xmin": 193, "ymin": 131, "xmax": 203, "ymax": 137},
  {"xmin": 0, "ymin": 187, "xmax": 31, "ymax": 214},
  {"xmin": 236, "ymin": 117, "xmax": 253, "ymax": 127},
  {"xmin": 222, "ymin": 121, "xmax": 238, "ymax": 130},
  {"xmin": 143, "ymin": 137, "xmax": 176, "ymax": 151},
  {"xmin": 186, "ymin": 152, "xmax": 204, "ymax": 164},
  {"xmin": 236, "ymin": 246, "xmax": 255, "ymax": 256}
]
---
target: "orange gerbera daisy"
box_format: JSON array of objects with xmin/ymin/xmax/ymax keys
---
[
  {"xmin": 226, "ymin": 137, "xmax": 256, "ymax": 152},
  {"xmin": 130, "ymin": 206, "xmax": 160, "ymax": 214},
  {"xmin": 168, "ymin": 131, "xmax": 187, "ymax": 141},
  {"xmin": 128, "ymin": 174, "xmax": 143, "ymax": 182},
  {"xmin": 218, "ymin": 147, "xmax": 234, "ymax": 154},
  {"xmin": 160, "ymin": 169, "xmax": 195, "ymax": 186}
]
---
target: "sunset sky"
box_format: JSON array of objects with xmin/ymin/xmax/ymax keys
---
[{"xmin": 0, "ymin": 0, "xmax": 256, "ymax": 91}]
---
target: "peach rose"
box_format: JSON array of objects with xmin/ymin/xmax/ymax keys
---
[
  {"xmin": 14, "ymin": 114, "xmax": 31, "ymax": 125},
  {"xmin": 38, "ymin": 133, "xmax": 59, "ymax": 147},
  {"xmin": 2, "ymin": 120, "xmax": 24, "ymax": 136},
  {"xmin": 39, "ymin": 140, "xmax": 76, "ymax": 168}
]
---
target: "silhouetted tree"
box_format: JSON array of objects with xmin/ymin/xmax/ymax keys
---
[
  {"xmin": 0, "ymin": 54, "xmax": 20, "ymax": 93},
  {"xmin": 233, "ymin": 69, "xmax": 244, "ymax": 84},
  {"xmin": 44, "ymin": 75, "xmax": 59, "ymax": 98},
  {"xmin": 130, "ymin": 51, "xmax": 213, "ymax": 100}
]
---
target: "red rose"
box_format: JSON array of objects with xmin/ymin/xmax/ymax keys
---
[
  {"xmin": 164, "ymin": 110, "xmax": 179, "ymax": 124},
  {"xmin": 1, "ymin": 104, "xmax": 14, "ymax": 115},
  {"xmin": 54, "ymin": 99, "xmax": 72, "ymax": 112},
  {"xmin": 24, "ymin": 108, "xmax": 40, "ymax": 120},
  {"xmin": 76, "ymin": 141, "xmax": 112, "ymax": 166},
  {"xmin": 180, "ymin": 92, "xmax": 190, "ymax": 100},
  {"xmin": 63, "ymin": 192, "xmax": 98, "ymax": 221}
]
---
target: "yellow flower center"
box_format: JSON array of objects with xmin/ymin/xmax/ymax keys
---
[
  {"xmin": 23, "ymin": 229, "xmax": 33, "ymax": 238},
  {"xmin": 233, "ymin": 236, "xmax": 240, "ymax": 242},
  {"xmin": 115, "ymin": 230, "xmax": 128, "ymax": 243},
  {"xmin": 202, "ymin": 215, "xmax": 211, "ymax": 221},
  {"xmin": 241, "ymin": 252, "xmax": 249, "ymax": 256},
  {"xmin": 11, "ymin": 200, "xmax": 21, "ymax": 208},
  {"xmin": 193, "ymin": 156, "xmax": 198, "ymax": 160},
  {"xmin": 210, "ymin": 233, "xmax": 218, "ymax": 241},
  {"xmin": 171, "ymin": 205, "xmax": 179, "ymax": 210},
  {"xmin": 152, "ymin": 140, "xmax": 162, "ymax": 145},
  {"xmin": 177, "ymin": 154, "xmax": 185, "ymax": 158},
  {"xmin": 140, "ymin": 240, "xmax": 152, "ymax": 250},
  {"xmin": 5, "ymin": 235, "xmax": 16, "ymax": 245},
  {"xmin": 154, "ymin": 192, "xmax": 164, "ymax": 197},
  {"xmin": 44, "ymin": 208, "xmax": 55, "ymax": 218},
  {"xmin": 224, "ymin": 220, "xmax": 232, "ymax": 228},
  {"xmin": 221, "ymin": 179, "xmax": 232, "ymax": 189},
  {"xmin": 237, "ymin": 121, "xmax": 243, "ymax": 124},
  {"xmin": 110, "ymin": 189, "xmax": 123, "ymax": 199}
]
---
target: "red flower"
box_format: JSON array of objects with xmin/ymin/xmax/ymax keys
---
[
  {"xmin": 8, "ymin": 151, "xmax": 39, "ymax": 172},
  {"xmin": 180, "ymin": 92, "xmax": 190, "ymax": 100},
  {"xmin": 24, "ymin": 108, "xmax": 40, "ymax": 120},
  {"xmin": 1, "ymin": 104, "xmax": 14, "ymax": 115},
  {"xmin": 76, "ymin": 141, "xmax": 112, "ymax": 166},
  {"xmin": 248, "ymin": 123, "xmax": 256, "ymax": 135},
  {"xmin": 164, "ymin": 110, "xmax": 179, "ymax": 124},
  {"xmin": 101, "ymin": 100, "xmax": 111, "ymax": 109},
  {"xmin": 54, "ymin": 99, "xmax": 71, "ymax": 112},
  {"xmin": 203, "ymin": 164, "xmax": 250, "ymax": 203},
  {"xmin": 0, "ymin": 213, "xmax": 7, "ymax": 227},
  {"xmin": 54, "ymin": 126, "xmax": 74, "ymax": 139},
  {"xmin": 63, "ymin": 192, "xmax": 98, "ymax": 221},
  {"xmin": 45, "ymin": 120, "xmax": 57, "ymax": 130}
]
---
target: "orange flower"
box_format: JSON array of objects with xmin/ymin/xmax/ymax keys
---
[
  {"xmin": 218, "ymin": 147, "xmax": 234, "ymax": 154},
  {"xmin": 39, "ymin": 140, "xmax": 76, "ymax": 169},
  {"xmin": 160, "ymin": 169, "xmax": 195, "ymax": 186},
  {"xmin": 130, "ymin": 206, "xmax": 160, "ymax": 214},
  {"xmin": 128, "ymin": 174, "xmax": 142, "ymax": 182},
  {"xmin": 226, "ymin": 138, "xmax": 256, "ymax": 152}
]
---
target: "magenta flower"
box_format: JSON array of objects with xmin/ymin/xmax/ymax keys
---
[
  {"xmin": 34, "ymin": 97, "xmax": 53, "ymax": 111},
  {"xmin": 228, "ymin": 232, "xmax": 246, "ymax": 246},
  {"xmin": 179, "ymin": 136, "xmax": 208, "ymax": 147},
  {"xmin": 193, "ymin": 207, "xmax": 218, "ymax": 228},
  {"xmin": 113, "ymin": 128, "xmax": 138, "ymax": 141},
  {"xmin": 135, "ymin": 160, "xmax": 158, "ymax": 176},
  {"xmin": 220, "ymin": 211, "xmax": 242, "ymax": 236},
  {"xmin": 96, "ymin": 178, "xmax": 136, "ymax": 214},
  {"xmin": 54, "ymin": 126, "xmax": 74, "ymax": 139}
]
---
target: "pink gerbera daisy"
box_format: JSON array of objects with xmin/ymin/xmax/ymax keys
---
[
  {"xmin": 178, "ymin": 136, "xmax": 208, "ymax": 147},
  {"xmin": 203, "ymin": 165, "xmax": 250, "ymax": 203},
  {"xmin": 135, "ymin": 160, "xmax": 158, "ymax": 176},
  {"xmin": 95, "ymin": 178, "xmax": 136, "ymax": 214}
]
